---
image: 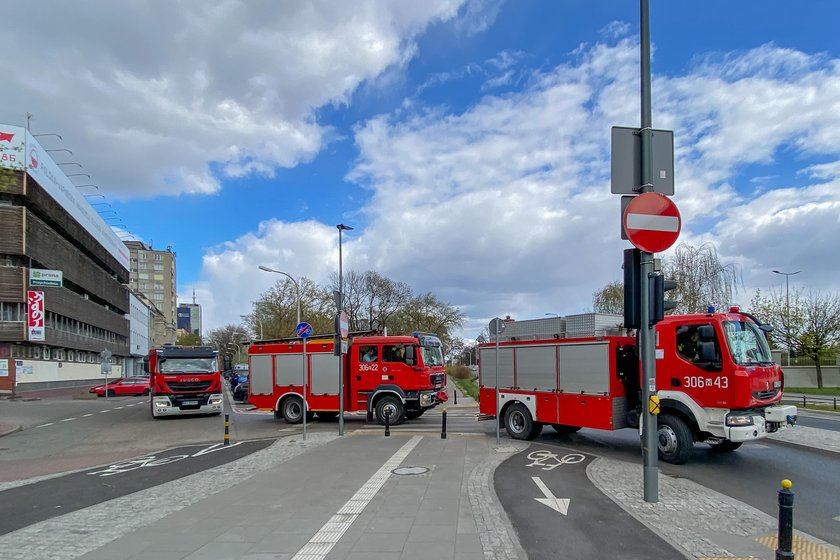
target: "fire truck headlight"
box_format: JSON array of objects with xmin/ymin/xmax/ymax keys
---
[
  {"xmin": 726, "ymin": 414, "xmax": 755, "ymax": 427},
  {"xmin": 420, "ymin": 393, "xmax": 432, "ymax": 406},
  {"xmin": 209, "ymin": 395, "xmax": 223, "ymax": 405},
  {"xmin": 153, "ymin": 397, "xmax": 171, "ymax": 408}
]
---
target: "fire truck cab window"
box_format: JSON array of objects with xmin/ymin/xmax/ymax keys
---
[
  {"xmin": 383, "ymin": 345, "xmax": 407, "ymax": 363},
  {"xmin": 676, "ymin": 324, "xmax": 715, "ymax": 363},
  {"xmin": 360, "ymin": 346, "xmax": 378, "ymax": 362}
]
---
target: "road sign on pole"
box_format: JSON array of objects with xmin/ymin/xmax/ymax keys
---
[
  {"xmin": 623, "ymin": 192, "xmax": 681, "ymax": 254},
  {"xmin": 295, "ymin": 322, "xmax": 313, "ymax": 339},
  {"xmin": 611, "ymin": 126, "xmax": 674, "ymax": 195}
]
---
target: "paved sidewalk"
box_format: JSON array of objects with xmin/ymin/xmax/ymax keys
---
[
  {"xmin": 2, "ymin": 425, "xmax": 840, "ymax": 560},
  {"xmin": 0, "ymin": 421, "xmax": 20, "ymax": 438}
]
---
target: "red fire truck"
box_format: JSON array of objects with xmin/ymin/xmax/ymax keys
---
[
  {"xmin": 247, "ymin": 331, "xmax": 448, "ymax": 424},
  {"xmin": 478, "ymin": 309, "xmax": 797, "ymax": 463},
  {"xmin": 145, "ymin": 345, "xmax": 224, "ymax": 418}
]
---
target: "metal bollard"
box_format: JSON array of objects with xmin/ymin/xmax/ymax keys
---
[
  {"xmin": 802, "ymin": 395, "xmax": 806, "ymax": 408},
  {"xmin": 224, "ymin": 414, "xmax": 230, "ymax": 446},
  {"xmin": 776, "ymin": 479, "xmax": 794, "ymax": 560},
  {"xmin": 441, "ymin": 408, "xmax": 447, "ymax": 439},
  {"xmin": 454, "ymin": 389, "xmax": 458, "ymax": 405},
  {"xmin": 384, "ymin": 410, "xmax": 390, "ymax": 437}
]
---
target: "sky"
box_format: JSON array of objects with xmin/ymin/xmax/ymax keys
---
[{"xmin": 2, "ymin": 0, "xmax": 839, "ymax": 339}]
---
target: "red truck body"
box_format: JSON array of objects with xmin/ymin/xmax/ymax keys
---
[
  {"xmin": 478, "ymin": 309, "xmax": 797, "ymax": 463},
  {"xmin": 145, "ymin": 345, "xmax": 224, "ymax": 418},
  {"xmin": 247, "ymin": 332, "xmax": 448, "ymax": 424}
]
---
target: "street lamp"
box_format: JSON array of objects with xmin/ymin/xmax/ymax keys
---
[
  {"xmin": 772, "ymin": 270, "xmax": 801, "ymax": 316},
  {"xmin": 257, "ymin": 266, "xmax": 300, "ymax": 327},
  {"xmin": 258, "ymin": 265, "xmax": 306, "ymax": 439},
  {"xmin": 336, "ymin": 223, "xmax": 353, "ymax": 436}
]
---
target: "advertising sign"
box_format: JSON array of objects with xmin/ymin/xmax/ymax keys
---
[
  {"xmin": 21, "ymin": 128, "xmax": 130, "ymax": 270},
  {"xmin": 27, "ymin": 290, "xmax": 46, "ymax": 341},
  {"xmin": 0, "ymin": 126, "xmax": 25, "ymax": 170},
  {"xmin": 30, "ymin": 268, "xmax": 63, "ymax": 287}
]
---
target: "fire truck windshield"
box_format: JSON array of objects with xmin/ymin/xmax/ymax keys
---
[
  {"xmin": 723, "ymin": 320, "xmax": 773, "ymax": 366},
  {"xmin": 421, "ymin": 345, "xmax": 444, "ymax": 367},
  {"xmin": 159, "ymin": 357, "xmax": 217, "ymax": 373}
]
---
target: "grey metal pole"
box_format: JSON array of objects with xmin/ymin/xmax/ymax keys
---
[
  {"xmin": 338, "ymin": 227, "xmax": 345, "ymax": 436},
  {"xmin": 495, "ymin": 319, "xmax": 500, "ymax": 445},
  {"xmin": 639, "ymin": 0, "xmax": 659, "ymax": 503}
]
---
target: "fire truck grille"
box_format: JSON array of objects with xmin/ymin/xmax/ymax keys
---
[
  {"xmin": 753, "ymin": 389, "xmax": 779, "ymax": 400},
  {"xmin": 430, "ymin": 373, "xmax": 445, "ymax": 386},
  {"xmin": 167, "ymin": 381, "xmax": 213, "ymax": 392}
]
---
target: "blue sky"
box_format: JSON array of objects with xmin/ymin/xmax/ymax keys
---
[{"xmin": 3, "ymin": 1, "xmax": 839, "ymax": 337}]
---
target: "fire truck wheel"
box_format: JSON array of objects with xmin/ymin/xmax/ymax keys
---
[
  {"xmin": 709, "ymin": 440, "xmax": 743, "ymax": 453},
  {"xmin": 505, "ymin": 403, "xmax": 541, "ymax": 440},
  {"xmin": 376, "ymin": 396, "xmax": 406, "ymax": 426},
  {"xmin": 657, "ymin": 414, "xmax": 694, "ymax": 464},
  {"xmin": 281, "ymin": 396, "xmax": 305, "ymax": 424},
  {"xmin": 551, "ymin": 424, "xmax": 581, "ymax": 434},
  {"xmin": 405, "ymin": 409, "xmax": 425, "ymax": 420}
]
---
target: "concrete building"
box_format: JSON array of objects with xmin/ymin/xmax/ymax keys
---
[
  {"xmin": 124, "ymin": 240, "xmax": 177, "ymax": 345},
  {"xmin": 125, "ymin": 290, "xmax": 151, "ymax": 375},
  {"xmin": 177, "ymin": 301, "xmax": 202, "ymax": 338},
  {"xmin": 0, "ymin": 124, "xmax": 130, "ymax": 392}
]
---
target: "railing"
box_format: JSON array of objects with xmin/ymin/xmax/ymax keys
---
[{"xmin": 781, "ymin": 393, "xmax": 838, "ymax": 410}]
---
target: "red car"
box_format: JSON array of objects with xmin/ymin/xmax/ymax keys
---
[{"xmin": 90, "ymin": 376, "xmax": 150, "ymax": 397}]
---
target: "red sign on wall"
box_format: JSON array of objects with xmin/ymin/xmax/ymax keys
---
[{"xmin": 27, "ymin": 290, "xmax": 45, "ymax": 341}]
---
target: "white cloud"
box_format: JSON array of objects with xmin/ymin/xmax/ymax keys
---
[
  {"xmin": 0, "ymin": 0, "xmax": 465, "ymax": 197},
  {"xmin": 196, "ymin": 35, "xmax": 840, "ymax": 334}
]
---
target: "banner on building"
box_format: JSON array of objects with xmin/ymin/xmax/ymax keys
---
[{"xmin": 27, "ymin": 290, "xmax": 45, "ymax": 341}]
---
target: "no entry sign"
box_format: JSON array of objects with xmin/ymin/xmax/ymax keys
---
[{"xmin": 623, "ymin": 192, "xmax": 681, "ymax": 253}]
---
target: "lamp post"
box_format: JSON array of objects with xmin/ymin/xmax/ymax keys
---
[
  {"xmin": 772, "ymin": 270, "xmax": 801, "ymax": 317},
  {"xmin": 258, "ymin": 265, "xmax": 305, "ymax": 438},
  {"xmin": 336, "ymin": 223, "xmax": 353, "ymax": 436},
  {"xmin": 773, "ymin": 270, "xmax": 801, "ymax": 363},
  {"xmin": 257, "ymin": 266, "xmax": 300, "ymax": 327}
]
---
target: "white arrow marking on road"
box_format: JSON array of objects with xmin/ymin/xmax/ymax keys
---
[
  {"xmin": 532, "ymin": 476, "xmax": 570, "ymax": 515},
  {"xmin": 191, "ymin": 442, "xmax": 242, "ymax": 456}
]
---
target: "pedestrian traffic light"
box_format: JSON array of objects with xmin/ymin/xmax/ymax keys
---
[
  {"xmin": 623, "ymin": 248, "xmax": 641, "ymax": 329},
  {"xmin": 650, "ymin": 274, "xmax": 678, "ymax": 325}
]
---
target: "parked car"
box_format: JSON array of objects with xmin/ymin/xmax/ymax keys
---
[
  {"xmin": 89, "ymin": 376, "xmax": 150, "ymax": 397},
  {"xmin": 233, "ymin": 381, "xmax": 249, "ymax": 403}
]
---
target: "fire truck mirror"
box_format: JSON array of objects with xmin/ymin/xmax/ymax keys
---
[
  {"xmin": 405, "ymin": 346, "xmax": 415, "ymax": 366},
  {"xmin": 223, "ymin": 355, "xmax": 232, "ymax": 371},
  {"xmin": 143, "ymin": 356, "xmax": 150, "ymax": 373}
]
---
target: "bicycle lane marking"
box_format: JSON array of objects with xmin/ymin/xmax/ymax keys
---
[
  {"xmin": 495, "ymin": 443, "xmax": 682, "ymax": 560},
  {"xmin": 0, "ymin": 439, "xmax": 271, "ymax": 537}
]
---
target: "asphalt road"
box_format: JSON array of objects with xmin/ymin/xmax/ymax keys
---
[
  {"xmin": 534, "ymin": 425, "xmax": 840, "ymax": 548},
  {"xmin": 794, "ymin": 409, "xmax": 840, "ymax": 431},
  {"xmin": 495, "ymin": 444, "xmax": 682, "ymax": 560},
  {"xmin": 0, "ymin": 439, "xmax": 272, "ymax": 536}
]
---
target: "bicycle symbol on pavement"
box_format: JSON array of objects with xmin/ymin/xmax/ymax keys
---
[
  {"xmin": 525, "ymin": 449, "xmax": 586, "ymax": 471},
  {"xmin": 86, "ymin": 442, "xmax": 242, "ymax": 477}
]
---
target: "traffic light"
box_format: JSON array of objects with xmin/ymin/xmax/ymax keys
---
[
  {"xmin": 650, "ymin": 274, "xmax": 678, "ymax": 325},
  {"xmin": 623, "ymin": 248, "xmax": 641, "ymax": 329}
]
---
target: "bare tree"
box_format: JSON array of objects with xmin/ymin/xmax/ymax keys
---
[
  {"xmin": 250, "ymin": 277, "xmax": 333, "ymax": 338},
  {"xmin": 592, "ymin": 281, "xmax": 624, "ymax": 314},
  {"xmin": 663, "ymin": 242, "xmax": 741, "ymax": 313},
  {"xmin": 750, "ymin": 288, "xmax": 840, "ymax": 388},
  {"xmin": 205, "ymin": 324, "xmax": 250, "ymax": 368}
]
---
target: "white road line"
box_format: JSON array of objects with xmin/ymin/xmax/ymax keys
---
[
  {"xmin": 36, "ymin": 423, "xmax": 54, "ymax": 428},
  {"xmin": 834, "ymin": 515, "xmax": 840, "ymax": 523},
  {"xmin": 99, "ymin": 410, "xmax": 110, "ymax": 413},
  {"xmin": 291, "ymin": 435, "xmax": 422, "ymax": 560},
  {"xmin": 82, "ymin": 414, "xmax": 94, "ymax": 418},
  {"xmin": 61, "ymin": 418, "xmax": 77, "ymax": 422},
  {"xmin": 114, "ymin": 407, "xmax": 124, "ymax": 410}
]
